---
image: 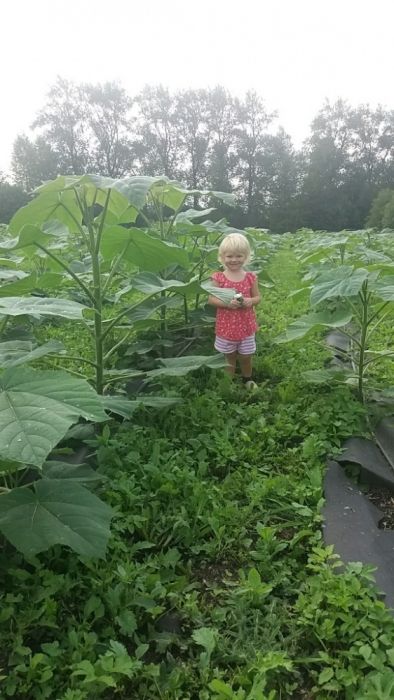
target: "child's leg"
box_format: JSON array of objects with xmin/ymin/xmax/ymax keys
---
[
  {"xmin": 238, "ymin": 336, "xmax": 257, "ymax": 387},
  {"xmin": 214, "ymin": 337, "xmax": 237, "ymax": 377},
  {"xmin": 239, "ymin": 353, "xmax": 253, "ymax": 379},
  {"xmin": 225, "ymin": 351, "xmax": 237, "ymax": 376}
]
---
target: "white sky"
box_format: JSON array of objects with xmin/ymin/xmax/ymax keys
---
[{"xmin": 1, "ymin": 0, "xmax": 393, "ymax": 175}]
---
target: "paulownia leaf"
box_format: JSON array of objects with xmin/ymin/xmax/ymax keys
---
[
  {"xmin": 100, "ymin": 226, "xmax": 189, "ymax": 271},
  {"xmin": 0, "ymin": 273, "xmax": 65, "ymax": 297},
  {"xmin": 0, "ymin": 480, "xmax": 113, "ymax": 558},
  {"xmin": 42, "ymin": 461, "xmax": 102, "ymax": 482},
  {"xmin": 0, "ymin": 269, "xmax": 28, "ymax": 281},
  {"xmin": 175, "ymin": 208, "xmax": 216, "ymax": 222},
  {"xmin": 0, "ymin": 296, "xmax": 86, "ymax": 319},
  {"xmin": 0, "ymin": 368, "xmax": 107, "ymax": 466},
  {"xmin": 9, "ymin": 192, "xmax": 82, "ymax": 235},
  {"xmin": 276, "ymin": 308, "xmax": 353, "ymax": 343},
  {"xmin": 371, "ymin": 275, "xmax": 394, "ymax": 301},
  {"xmin": 101, "ymin": 395, "xmax": 182, "ymax": 418},
  {"xmin": 126, "ymin": 296, "xmax": 182, "ymax": 323},
  {"xmin": 0, "ymin": 339, "xmax": 65, "ymax": 368},
  {"xmin": 310, "ymin": 266, "xmax": 369, "ymax": 306},
  {"xmin": 302, "ymin": 368, "xmax": 352, "ymax": 383},
  {"xmin": 200, "ymin": 282, "xmax": 236, "ymax": 304},
  {"xmin": 147, "ymin": 354, "xmax": 226, "ymax": 378},
  {"xmin": 130, "ymin": 272, "xmax": 200, "ymax": 296}
]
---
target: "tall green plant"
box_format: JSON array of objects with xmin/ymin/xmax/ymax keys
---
[
  {"xmin": 2, "ymin": 175, "xmax": 236, "ymax": 393},
  {"xmin": 277, "ymin": 238, "xmax": 394, "ymax": 402}
]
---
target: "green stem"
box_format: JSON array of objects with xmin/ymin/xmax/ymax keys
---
[
  {"xmin": 34, "ymin": 243, "xmax": 96, "ymax": 305},
  {"xmin": 101, "ymin": 297, "xmax": 152, "ymax": 340},
  {"xmin": 83, "ymin": 195, "xmax": 104, "ymax": 394},
  {"xmin": 183, "ymin": 295, "xmax": 189, "ymax": 325},
  {"xmin": 103, "ymin": 371, "xmax": 145, "ymax": 386},
  {"xmin": 160, "ymin": 291, "xmax": 167, "ymax": 333},
  {"xmin": 357, "ymin": 284, "xmax": 369, "ymax": 402},
  {"xmin": 366, "ymin": 301, "xmax": 390, "ymax": 328},
  {"xmin": 102, "ymin": 244, "xmax": 130, "ymax": 296},
  {"xmin": 95, "ymin": 189, "xmax": 111, "ymax": 256},
  {"xmin": 103, "ymin": 327, "xmax": 135, "ymax": 363}
]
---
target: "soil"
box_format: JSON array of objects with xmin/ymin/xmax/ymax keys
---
[
  {"xmin": 367, "ymin": 486, "xmax": 394, "ymax": 529},
  {"xmin": 192, "ymin": 559, "xmax": 240, "ymax": 604}
]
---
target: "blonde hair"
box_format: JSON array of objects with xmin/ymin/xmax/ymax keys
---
[{"xmin": 218, "ymin": 233, "xmax": 252, "ymax": 264}]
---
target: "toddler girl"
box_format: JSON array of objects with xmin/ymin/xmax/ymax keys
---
[{"xmin": 208, "ymin": 233, "xmax": 260, "ymax": 388}]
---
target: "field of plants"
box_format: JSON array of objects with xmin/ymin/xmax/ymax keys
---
[{"xmin": 0, "ymin": 175, "xmax": 394, "ymax": 699}]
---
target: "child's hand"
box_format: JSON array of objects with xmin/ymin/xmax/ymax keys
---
[
  {"xmin": 229, "ymin": 298, "xmax": 242, "ymax": 308},
  {"xmin": 242, "ymin": 298, "xmax": 253, "ymax": 308}
]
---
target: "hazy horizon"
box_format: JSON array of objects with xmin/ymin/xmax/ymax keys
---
[{"xmin": 2, "ymin": 0, "xmax": 393, "ymax": 176}]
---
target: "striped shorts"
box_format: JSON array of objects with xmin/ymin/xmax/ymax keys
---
[{"xmin": 214, "ymin": 334, "xmax": 256, "ymax": 355}]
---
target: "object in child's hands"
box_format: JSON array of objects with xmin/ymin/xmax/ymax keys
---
[{"xmin": 234, "ymin": 292, "xmax": 244, "ymax": 306}]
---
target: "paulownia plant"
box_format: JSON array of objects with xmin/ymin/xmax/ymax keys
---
[
  {"xmin": 277, "ymin": 262, "xmax": 394, "ymax": 402},
  {"xmin": 1, "ymin": 175, "xmax": 238, "ymax": 397}
]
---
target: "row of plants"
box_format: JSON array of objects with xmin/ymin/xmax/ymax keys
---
[
  {"xmin": 0, "ymin": 175, "xmax": 277, "ymax": 558},
  {"xmin": 1, "ymin": 227, "xmax": 394, "ymax": 698}
]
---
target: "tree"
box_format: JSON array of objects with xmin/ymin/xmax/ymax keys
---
[
  {"xmin": 82, "ymin": 82, "xmax": 136, "ymax": 177},
  {"xmin": 175, "ymin": 89, "xmax": 210, "ymax": 191},
  {"xmin": 261, "ymin": 129, "xmax": 302, "ymax": 232},
  {"xmin": 233, "ymin": 91, "xmax": 274, "ymax": 225},
  {"xmin": 206, "ymin": 86, "xmax": 237, "ymax": 193},
  {"xmin": 0, "ymin": 173, "xmax": 29, "ymax": 223},
  {"xmin": 366, "ymin": 188, "xmax": 394, "ymax": 229},
  {"xmin": 300, "ymin": 99, "xmax": 394, "ymax": 230},
  {"xmin": 32, "ymin": 76, "xmax": 91, "ymax": 174},
  {"xmin": 11, "ymin": 135, "xmax": 60, "ymax": 191},
  {"xmin": 134, "ymin": 85, "xmax": 182, "ymax": 177},
  {"xmin": 300, "ymin": 100, "xmax": 354, "ymax": 230}
]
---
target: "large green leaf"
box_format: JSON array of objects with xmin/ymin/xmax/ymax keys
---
[
  {"xmin": 9, "ymin": 192, "xmax": 82, "ymax": 234},
  {"xmin": 0, "ymin": 269, "xmax": 28, "ymax": 281},
  {"xmin": 147, "ymin": 354, "xmax": 226, "ymax": 378},
  {"xmin": 130, "ymin": 272, "xmax": 200, "ymax": 296},
  {"xmin": 112, "ymin": 176, "xmax": 165, "ymax": 210},
  {"xmin": 100, "ymin": 226, "xmax": 189, "ymax": 271},
  {"xmin": 371, "ymin": 275, "xmax": 394, "ymax": 301},
  {"xmin": 310, "ymin": 266, "xmax": 369, "ymax": 306},
  {"xmin": 200, "ymin": 281, "xmax": 236, "ymax": 304},
  {"xmin": 0, "ymin": 226, "xmax": 52, "ymax": 252},
  {"xmin": 302, "ymin": 368, "xmax": 352, "ymax": 384},
  {"xmin": 0, "ymin": 368, "xmax": 107, "ymax": 466},
  {"xmin": 0, "ymin": 273, "xmax": 65, "ymax": 297},
  {"xmin": 101, "ymin": 395, "xmax": 182, "ymax": 418},
  {"xmin": 0, "ymin": 296, "xmax": 86, "ymax": 319},
  {"xmin": 42, "ymin": 461, "xmax": 102, "ymax": 482},
  {"xmin": 0, "ymin": 340, "xmax": 65, "ymax": 368},
  {"xmin": 126, "ymin": 295, "xmax": 182, "ymax": 323},
  {"xmin": 0, "ymin": 480, "xmax": 113, "ymax": 557},
  {"xmin": 33, "ymin": 176, "xmax": 139, "ymax": 224},
  {"xmin": 276, "ymin": 308, "xmax": 354, "ymax": 343},
  {"xmin": 175, "ymin": 208, "xmax": 217, "ymax": 222}
]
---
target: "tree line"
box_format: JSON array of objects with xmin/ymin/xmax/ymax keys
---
[{"xmin": 1, "ymin": 77, "xmax": 394, "ymax": 231}]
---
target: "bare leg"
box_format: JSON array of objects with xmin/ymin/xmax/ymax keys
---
[
  {"xmin": 239, "ymin": 354, "xmax": 253, "ymax": 379},
  {"xmin": 225, "ymin": 352, "xmax": 237, "ymax": 376}
]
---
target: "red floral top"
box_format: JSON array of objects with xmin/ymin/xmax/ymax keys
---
[{"xmin": 211, "ymin": 271, "xmax": 259, "ymax": 341}]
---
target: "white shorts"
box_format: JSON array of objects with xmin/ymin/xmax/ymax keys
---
[{"xmin": 214, "ymin": 335, "xmax": 256, "ymax": 355}]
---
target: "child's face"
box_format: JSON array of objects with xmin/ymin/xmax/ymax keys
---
[{"xmin": 222, "ymin": 251, "xmax": 247, "ymax": 270}]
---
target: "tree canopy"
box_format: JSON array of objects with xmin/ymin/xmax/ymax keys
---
[{"xmin": 6, "ymin": 79, "xmax": 394, "ymax": 232}]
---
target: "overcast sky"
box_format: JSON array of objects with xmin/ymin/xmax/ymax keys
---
[{"xmin": 1, "ymin": 0, "xmax": 393, "ymax": 175}]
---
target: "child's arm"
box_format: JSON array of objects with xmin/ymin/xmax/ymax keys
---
[{"xmin": 243, "ymin": 278, "xmax": 261, "ymax": 308}]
